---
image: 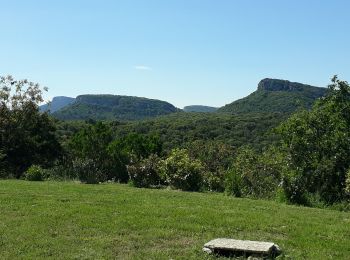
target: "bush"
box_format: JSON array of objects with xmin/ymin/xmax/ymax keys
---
[
  {"xmin": 281, "ymin": 169, "xmax": 309, "ymax": 205},
  {"xmin": 203, "ymin": 170, "xmax": 226, "ymax": 192},
  {"xmin": 0, "ymin": 150, "xmax": 7, "ymax": 178},
  {"xmin": 72, "ymin": 158, "xmax": 106, "ymax": 184},
  {"xmin": 188, "ymin": 140, "xmax": 235, "ymax": 192},
  {"xmin": 46, "ymin": 162, "xmax": 77, "ymax": 181},
  {"xmin": 345, "ymin": 170, "xmax": 350, "ymax": 197},
  {"xmin": 127, "ymin": 154, "xmax": 162, "ymax": 188},
  {"xmin": 224, "ymin": 168, "xmax": 242, "ymax": 197},
  {"xmin": 225, "ymin": 146, "xmax": 282, "ymax": 199},
  {"xmin": 159, "ymin": 148, "xmax": 204, "ymax": 191},
  {"xmin": 25, "ymin": 165, "xmax": 46, "ymax": 181}
]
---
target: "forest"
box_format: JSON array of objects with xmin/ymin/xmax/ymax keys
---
[{"xmin": 1, "ymin": 75, "xmax": 350, "ymax": 209}]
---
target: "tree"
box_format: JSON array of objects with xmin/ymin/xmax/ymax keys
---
[
  {"xmin": 0, "ymin": 75, "xmax": 61, "ymax": 178},
  {"xmin": 69, "ymin": 122, "xmax": 114, "ymax": 182},
  {"xmin": 277, "ymin": 76, "xmax": 350, "ymax": 204}
]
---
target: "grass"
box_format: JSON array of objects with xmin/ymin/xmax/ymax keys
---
[{"xmin": 0, "ymin": 180, "xmax": 349, "ymax": 259}]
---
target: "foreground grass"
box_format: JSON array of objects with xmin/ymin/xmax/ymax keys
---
[{"xmin": 0, "ymin": 181, "xmax": 349, "ymax": 259}]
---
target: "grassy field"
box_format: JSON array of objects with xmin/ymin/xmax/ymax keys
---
[{"xmin": 0, "ymin": 180, "xmax": 349, "ymax": 259}]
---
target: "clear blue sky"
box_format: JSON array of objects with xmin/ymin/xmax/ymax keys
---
[{"xmin": 1, "ymin": 0, "xmax": 349, "ymax": 108}]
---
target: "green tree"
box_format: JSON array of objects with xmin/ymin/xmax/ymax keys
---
[
  {"xmin": 0, "ymin": 75, "xmax": 61, "ymax": 178},
  {"xmin": 69, "ymin": 122, "xmax": 113, "ymax": 182},
  {"xmin": 277, "ymin": 76, "xmax": 350, "ymax": 204}
]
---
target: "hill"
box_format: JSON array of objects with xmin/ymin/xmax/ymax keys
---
[
  {"xmin": 218, "ymin": 78, "xmax": 328, "ymax": 114},
  {"xmin": 1, "ymin": 180, "xmax": 349, "ymax": 259},
  {"xmin": 52, "ymin": 94, "xmax": 179, "ymax": 121},
  {"xmin": 40, "ymin": 96, "xmax": 75, "ymax": 113},
  {"xmin": 183, "ymin": 105, "xmax": 218, "ymax": 113}
]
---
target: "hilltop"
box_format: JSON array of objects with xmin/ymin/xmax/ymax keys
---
[
  {"xmin": 218, "ymin": 78, "xmax": 327, "ymax": 114},
  {"xmin": 52, "ymin": 94, "xmax": 179, "ymax": 121},
  {"xmin": 43, "ymin": 78, "xmax": 326, "ymax": 121},
  {"xmin": 40, "ymin": 96, "xmax": 75, "ymax": 113},
  {"xmin": 183, "ymin": 105, "xmax": 218, "ymax": 113}
]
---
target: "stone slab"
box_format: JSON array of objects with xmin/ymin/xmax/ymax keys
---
[{"xmin": 203, "ymin": 238, "xmax": 281, "ymax": 257}]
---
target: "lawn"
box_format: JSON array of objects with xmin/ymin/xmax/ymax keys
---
[{"xmin": 0, "ymin": 180, "xmax": 349, "ymax": 259}]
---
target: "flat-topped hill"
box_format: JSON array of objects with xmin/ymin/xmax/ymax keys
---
[
  {"xmin": 218, "ymin": 78, "xmax": 327, "ymax": 114},
  {"xmin": 52, "ymin": 94, "xmax": 179, "ymax": 121}
]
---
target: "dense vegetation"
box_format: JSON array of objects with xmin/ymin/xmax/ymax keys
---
[
  {"xmin": 1, "ymin": 75, "xmax": 350, "ymax": 209},
  {"xmin": 1, "ymin": 180, "xmax": 349, "ymax": 259},
  {"xmin": 113, "ymin": 112, "xmax": 285, "ymax": 151},
  {"xmin": 218, "ymin": 78, "xmax": 327, "ymax": 114},
  {"xmin": 53, "ymin": 94, "xmax": 179, "ymax": 121}
]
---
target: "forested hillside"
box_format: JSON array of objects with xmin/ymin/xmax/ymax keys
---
[
  {"xmin": 53, "ymin": 94, "xmax": 179, "ymax": 121},
  {"xmin": 218, "ymin": 78, "xmax": 327, "ymax": 114}
]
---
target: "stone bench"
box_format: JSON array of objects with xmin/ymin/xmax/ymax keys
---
[{"xmin": 203, "ymin": 238, "xmax": 281, "ymax": 258}]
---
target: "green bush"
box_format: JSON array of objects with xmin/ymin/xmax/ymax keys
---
[
  {"xmin": 188, "ymin": 140, "xmax": 234, "ymax": 192},
  {"xmin": 159, "ymin": 148, "xmax": 204, "ymax": 191},
  {"xmin": 224, "ymin": 168, "xmax": 242, "ymax": 197},
  {"xmin": 72, "ymin": 158, "xmax": 106, "ymax": 184},
  {"xmin": 46, "ymin": 162, "xmax": 77, "ymax": 181},
  {"xmin": 0, "ymin": 150, "xmax": 7, "ymax": 178},
  {"xmin": 281, "ymin": 169, "xmax": 309, "ymax": 205},
  {"xmin": 225, "ymin": 146, "xmax": 282, "ymax": 199},
  {"xmin": 203, "ymin": 170, "xmax": 226, "ymax": 192},
  {"xmin": 25, "ymin": 165, "xmax": 46, "ymax": 181},
  {"xmin": 345, "ymin": 170, "xmax": 350, "ymax": 197},
  {"xmin": 127, "ymin": 154, "xmax": 162, "ymax": 188}
]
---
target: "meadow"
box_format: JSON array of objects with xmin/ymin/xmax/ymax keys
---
[{"xmin": 0, "ymin": 180, "xmax": 349, "ymax": 259}]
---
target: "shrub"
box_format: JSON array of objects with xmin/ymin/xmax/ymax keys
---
[
  {"xmin": 72, "ymin": 158, "xmax": 106, "ymax": 184},
  {"xmin": 159, "ymin": 148, "xmax": 204, "ymax": 191},
  {"xmin": 188, "ymin": 140, "xmax": 235, "ymax": 192},
  {"xmin": 345, "ymin": 170, "xmax": 350, "ymax": 197},
  {"xmin": 281, "ymin": 169, "xmax": 309, "ymax": 205},
  {"xmin": 203, "ymin": 170, "xmax": 226, "ymax": 192},
  {"xmin": 226, "ymin": 146, "xmax": 282, "ymax": 199},
  {"xmin": 127, "ymin": 154, "xmax": 162, "ymax": 188},
  {"xmin": 224, "ymin": 168, "xmax": 242, "ymax": 197},
  {"xmin": 0, "ymin": 150, "xmax": 7, "ymax": 178},
  {"xmin": 25, "ymin": 165, "xmax": 46, "ymax": 181},
  {"xmin": 46, "ymin": 162, "xmax": 77, "ymax": 181}
]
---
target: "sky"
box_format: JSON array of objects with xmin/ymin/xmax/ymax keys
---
[{"xmin": 1, "ymin": 0, "xmax": 349, "ymax": 108}]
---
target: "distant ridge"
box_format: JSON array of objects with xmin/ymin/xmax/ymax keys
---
[
  {"xmin": 183, "ymin": 105, "xmax": 218, "ymax": 113},
  {"xmin": 40, "ymin": 96, "xmax": 75, "ymax": 113},
  {"xmin": 218, "ymin": 78, "xmax": 327, "ymax": 114},
  {"xmin": 52, "ymin": 94, "xmax": 179, "ymax": 121}
]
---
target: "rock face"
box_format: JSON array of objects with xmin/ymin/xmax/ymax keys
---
[
  {"xmin": 257, "ymin": 78, "xmax": 314, "ymax": 92},
  {"xmin": 203, "ymin": 238, "xmax": 281, "ymax": 258}
]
